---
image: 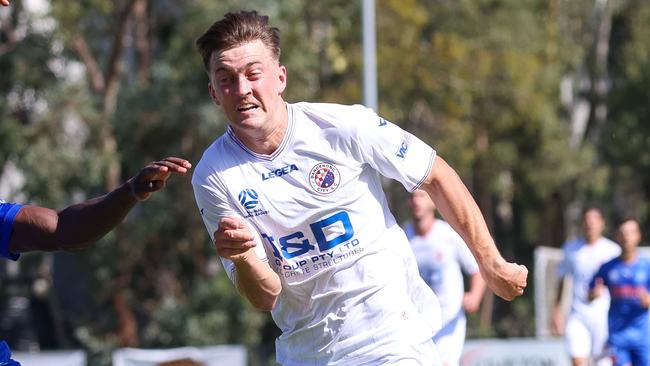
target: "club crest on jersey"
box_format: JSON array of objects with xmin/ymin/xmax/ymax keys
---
[
  {"xmin": 309, "ymin": 162, "xmax": 341, "ymax": 194},
  {"xmin": 238, "ymin": 188, "xmax": 259, "ymax": 209}
]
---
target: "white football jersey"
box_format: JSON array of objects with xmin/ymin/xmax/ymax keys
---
[
  {"xmin": 193, "ymin": 102, "xmax": 441, "ymax": 365},
  {"xmin": 556, "ymin": 237, "xmax": 620, "ymax": 320},
  {"xmin": 405, "ymin": 219, "xmax": 479, "ymax": 324}
]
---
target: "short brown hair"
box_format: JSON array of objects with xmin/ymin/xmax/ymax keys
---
[{"xmin": 195, "ymin": 10, "xmax": 281, "ymax": 73}]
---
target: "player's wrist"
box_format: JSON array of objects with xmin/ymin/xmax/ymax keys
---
[
  {"xmin": 231, "ymin": 249, "xmax": 256, "ymax": 265},
  {"xmin": 126, "ymin": 177, "xmax": 150, "ymax": 202},
  {"xmin": 482, "ymin": 255, "xmax": 507, "ymax": 276}
]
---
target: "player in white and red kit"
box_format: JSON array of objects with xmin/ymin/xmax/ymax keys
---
[
  {"xmin": 405, "ymin": 190, "xmax": 485, "ymax": 366},
  {"xmin": 192, "ymin": 10, "xmax": 527, "ymax": 366}
]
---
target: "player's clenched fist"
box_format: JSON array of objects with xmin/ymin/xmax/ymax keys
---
[
  {"xmin": 213, "ymin": 216, "xmax": 258, "ymax": 261},
  {"xmin": 483, "ymin": 260, "xmax": 528, "ymax": 301}
]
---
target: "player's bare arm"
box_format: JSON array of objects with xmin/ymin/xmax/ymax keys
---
[
  {"xmin": 463, "ymin": 272, "xmax": 486, "ymax": 313},
  {"xmin": 214, "ymin": 216, "xmax": 281, "ymax": 311},
  {"xmin": 551, "ymin": 280, "xmax": 566, "ymax": 336},
  {"xmin": 8, "ymin": 157, "xmax": 191, "ymax": 253},
  {"xmin": 588, "ymin": 277, "xmax": 605, "ymax": 302},
  {"xmin": 419, "ymin": 155, "xmax": 528, "ymax": 301},
  {"xmin": 0, "ymin": 0, "xmax": 9, "ymax": 7}
]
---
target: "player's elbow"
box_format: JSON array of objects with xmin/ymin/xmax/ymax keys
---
[
  {"xmin": 53, "ymin": 231, "xmax": 98, "ymax": 251},
  {"xmin": 251, "ymin": 294, "xmax": 279, "ymax": 311}
]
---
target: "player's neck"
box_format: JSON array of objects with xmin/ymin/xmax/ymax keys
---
[
  {"xmin": 414, "ymin": 215, "xmax": 435, "ymax": 236},
  {"xmin": 620, "ymin": 249, "xmax": 637, "ymax": 263},
  {"xmin": 234, "ymin": 103, "xmax": 289, "ymax": 155},
  {"xmin": 585, "ymin": 235, "xmax": 601, "ymax": 245}
]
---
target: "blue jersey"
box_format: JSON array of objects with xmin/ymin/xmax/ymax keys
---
[
  {"xmin": 0, "ymin": 200, "xmax": 23, "ymax": 261},
  {"xmin": 590, "ymin": 256, "xmax": 650, "ymax": 348}
]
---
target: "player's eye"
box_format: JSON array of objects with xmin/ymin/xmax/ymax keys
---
[{"xmin": 248, "ymin": 70, "xmax": 262, "ymax": 79}]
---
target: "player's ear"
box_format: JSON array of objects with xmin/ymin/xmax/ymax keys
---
[
  {"xmin": 208, "ymin": 82, "xmax": 221, "ymax": 106},
  {"xmin": 277, "ymin": 64, "xmax": 287, "ymax": 94}
]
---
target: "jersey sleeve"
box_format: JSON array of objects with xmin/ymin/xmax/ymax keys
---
[
  {"xmin": 643, "ymin": 258, "xmax": 650, "ymax": 291},
  {"xmin": 556, "ymin": 244, "xmax": 571, "ymax": 278},
  {"xmin": 0, "ymin": 201, "xmax": 23, "ymax": 261},
  {"xmin": 192, "ymin": 171, "xmax": 268, "ymax": 284},
  {"xmin": 349, "ymin": 106, "xmax": 437, "ymax": 192}
]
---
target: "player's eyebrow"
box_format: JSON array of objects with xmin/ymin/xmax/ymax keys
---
[{"xmin": 214, "ymin": 61, "xmax": 263, "ymax": 74}]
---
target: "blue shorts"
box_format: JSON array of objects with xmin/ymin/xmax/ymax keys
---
[
  {"xmin": 0, "ymin": 201, "xmax": 24, "ymax": 260},
  {"xmin": 609, "ymin": 343, "xmax": 650, "ymax": 366}
]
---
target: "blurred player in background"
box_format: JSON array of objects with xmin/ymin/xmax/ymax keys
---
[
  {"xmin": 1, "ymin": 157, "xmax": 191, "ymax": 259},
  {"xmin": 553, "ymin": 207, "xmax": 621, "ymax": 366},
  {"xmin": 589, "ymin": 217, "xmax": 650, "ymax": 366},
  {"xmin": 192, "ymin": 10, "xmax": 526, "ymax": 365},
  {"xmin": 405, "ymin": 189, "xmax": 486, "ymax": 366}
]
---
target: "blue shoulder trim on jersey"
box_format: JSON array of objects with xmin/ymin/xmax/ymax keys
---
[{"xmin": 0, "ymin": 202, "xmax": 24, "ymax": 261}]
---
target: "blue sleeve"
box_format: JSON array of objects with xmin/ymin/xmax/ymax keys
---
[
  {"xmin": 644, "ymin": 259, "xmax": 650, "ymax": 290},
  {"xmin": 0, "ymin": 201, "xmax": 24, "ymax": 261}
]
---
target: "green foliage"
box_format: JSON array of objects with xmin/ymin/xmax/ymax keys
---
[{"xmin": 2, "ymin": 0, "xmax": 650, "ymax": 362}]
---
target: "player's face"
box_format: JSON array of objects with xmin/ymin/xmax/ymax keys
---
[
  {"xmin": 208, "ymin": 40, "xmax": 287, "ymax": 134},
  {"xmin": 409, "ymin": 190, "xmax": 436, "ymax": 219},
  {"xmin": 583, "ymin": 209, "xmax": 605, "ymax": 242},
  {"xmin": 617, "ymin": 220, "xmax": 641, "ymax": 253}
]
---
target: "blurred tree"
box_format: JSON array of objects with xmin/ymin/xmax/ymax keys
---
[
  {"xmin": 2, "ymin": 0, "xmax": 650, "ymax": 364},
  {"xmin": 603, "ymin": 1, "xmax": 650, "ymax": 231}
]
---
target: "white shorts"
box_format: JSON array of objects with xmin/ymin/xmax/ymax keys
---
[
  {"xmin": 433, "ymin": 313, "xmax": 466, "ymax": 366},
  {"xmin": 565, "ymin": 313, "xmax": 609, "ymax": 363},
  {"xmin": 360, "ymin": 338, "xmax": 441, "ymax": 365}
]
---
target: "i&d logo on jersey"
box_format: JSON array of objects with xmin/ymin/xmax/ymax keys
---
[
  {"xmin": 238, "ymin": 188, "xmax": 259, "ymax": 209},
  {"xmin": 309, "ymin": 162, "xmax": 340, "ymax": 194}
]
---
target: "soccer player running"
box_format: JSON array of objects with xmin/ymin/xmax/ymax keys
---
[
  {"xmin": 1, "ymin": 157, "xmax": 191, "ymax": 259},
  {"xmin": 405, "ymin": 189, "xmax": 486, "ymax": 366},
  {"xmin": 191, "ymin": 10, "xmax": 527, "ymax": 365},
  {"xmin": 553, "ymin": 207, "xmax": 621, "ymax": 366},
  {"xmin": 589, "ymin": 217, "xmax": 650, "ymax": 366}
]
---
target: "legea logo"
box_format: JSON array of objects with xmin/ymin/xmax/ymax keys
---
[{"xmin": 238, "ymin": 188, "xmax": 259, "ymax": 210}]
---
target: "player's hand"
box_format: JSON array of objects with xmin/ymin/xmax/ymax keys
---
[
  {"xmin": 482, "ymin": 259, "xmax": 527, "ymax": 301},
  {"xmin": 462, "ymin": 292, "xmax": 482, "ymax": 313},
  {"xmin": 0, "ymin": 0, "xmax": 10, "ymax": 7},
  {"xmin": 128, "ymin": 157, "xmax": 191, "ymax": 201},
  {"xmin": 551, "ymin": 306, "xmax": 564, "ymax": 336},
  {"xmin": 213, "ymin": 216, "xmax": 257, "ymax": 261},
  {"xmin": 589, "ymin": 277, "xmax": 605, "ymax": 301}
]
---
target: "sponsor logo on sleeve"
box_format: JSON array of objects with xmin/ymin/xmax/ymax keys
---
[
  {"xmin": 395, "ymin": 133, "xmax": 412, "ymax": 159},
  {"xmin": 309, "ymin": 162, "xmax": 341, "ymax": 194},
  {"xmin": 378, "ymin": 118, "xmax": 388, "ymax": 127}
]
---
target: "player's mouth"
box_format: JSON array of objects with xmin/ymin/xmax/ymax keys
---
[{"xmin": 237, "ymin": 103, "xmax": 259, "ymax": 112}]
